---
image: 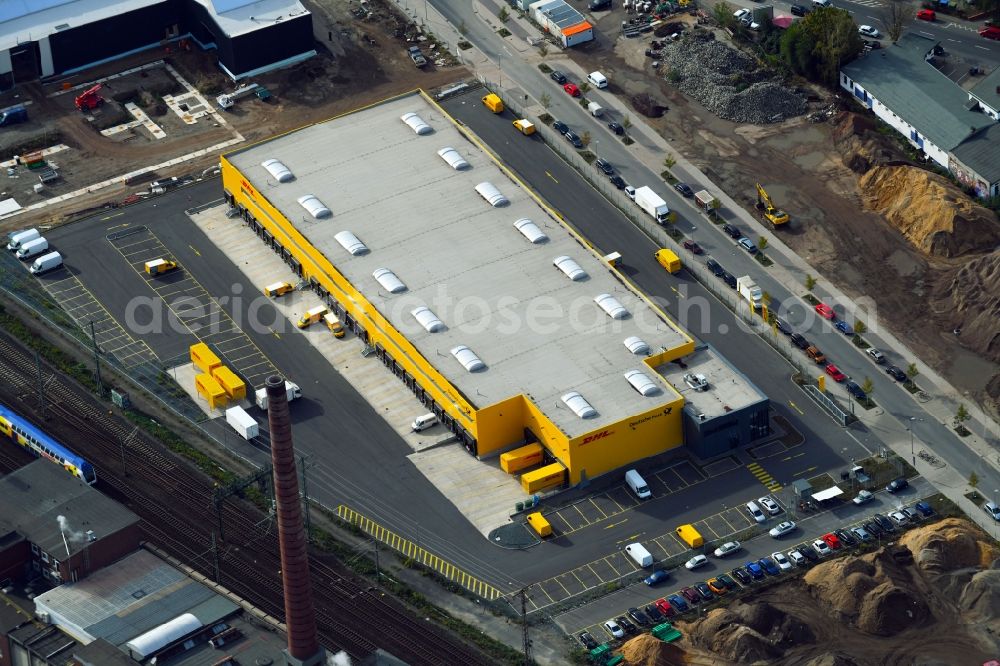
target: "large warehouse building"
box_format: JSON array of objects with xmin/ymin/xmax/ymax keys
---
[
  {"xmin": 0, "ymin": 0, "xmax": 314, "ymax": 87},
  {"xmin": 220, "ymin": 90, "xmax": 768, "ymax": 486}
]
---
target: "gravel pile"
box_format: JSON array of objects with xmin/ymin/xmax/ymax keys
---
[{"xmin": 658, "ymin": 33, "xmax": 806, "ymax": 124}]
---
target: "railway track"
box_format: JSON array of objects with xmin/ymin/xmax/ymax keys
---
[{"xmin": 0, "ymin": 332, "xmax": 492, "ymax": 665}]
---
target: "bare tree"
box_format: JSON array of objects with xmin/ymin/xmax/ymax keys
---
[{"xmin": 883, "ymin": 0, "xmax": 908, "ymax": 43}]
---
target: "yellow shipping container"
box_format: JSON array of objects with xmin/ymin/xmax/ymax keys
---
[
  {"xmin": 500, "ymin": 443, "xmax": 544, "ymax": 474},
  {"xmin": 211, "ymin": 365, "xmax": 246, "ymax": 401},
  {"xmin": 676, "ymin": 523, "xmax": 704, "ymax": 548},
  {"xmin": 520, "ymin": 462, "xmax": 565, "ymax": 494},
  {"xmin": 190, "ymin": 342, "xmax": 222, "ymax": 375},
  {"xmin": 195, "ymin": 373, "xmax": 228, "ymax": 410},
  {"xmin": 526, "ymin": 512, "xmax": 552, "ymax": 537},
  {"xmin": 655, "ymin": 248, "xmax": 681, "ymax": 274}
]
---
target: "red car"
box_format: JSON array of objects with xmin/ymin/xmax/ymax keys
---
[
  {"xmin": 821, "ymin": 532, "xmax": 842, "ymax": 549},
  {"xmin": 916, "ymin": 8, "xmax": 935, "ymax": 20},
  {"xmin": 981, "ymin": 26, "xmax": 1000, "ymax": 40},
  {"xmin": 654, "ymin": 598, "xmax": 675, "ymax": 617},
  {"xmin": 815, "ymin": 303, "xmax": 835, "ymax": 320},
  {"xmin": 682, "ymin": 239, "xmax": 704, "ymax": 254},
  {"xmin": 563, "ymin": 83, "xmax": 581, "ymax": 97},
  {"xmin": 825, "ymin": 364, "xmax": 846, "ymax": 382}
]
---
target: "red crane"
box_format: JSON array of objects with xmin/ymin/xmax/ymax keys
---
[{"xmin": 75, "ymin": 84, "xmax": 104, "ymax": 111}]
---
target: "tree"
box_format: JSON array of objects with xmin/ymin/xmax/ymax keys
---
[
  {"xmin": 954, "ymin": 403, "xmax": 971, "ymax": 428},
  {"xmin": 862, "ymin": 376, "xmax": 874, "ymax": 397},
  {"xmin": 779, "ymin": 7, "xmax": 864, "ymax": 86},
  {"xmin": 853, "ymin": 320, "xmax": 867, "ymax": 335},
  {"xmin": 621, "ymin": 114, "xmax": 633, "ymax": 137},
  {"xmin": 805, "ymin": 274, "xmax": 817, "ymax": 290},
  {"xmin": 713, "ymin": 1, "xmax": 735, "ymax": 27},
  {"xmin": 459, "ymin": 20, "xmax": 468, "ymax": 36},
  {"xmin": 757, "ymin": 237, "xmax": 768, "ymax": 251},
  {"xmin": 882, "ymin": 0, "xmax": 908, "ymax": 43},
  {"xmin": 580, "ymin": 82, "xmax": 591, "ymax": 94},
  {"xmin": 906, "ymin": 363, "xmax": 919, "ymax": 380},
  {"xmin": 538, "ymin": 43, "xmax": 549, "ymax": 58},
  {"xmin": 540, "ymin": 92, "xmax": 551, "ymax": 109},
  {"xmin": 498, "ymin": 6, "xmax": 509, "ymax": 22},
  {"xmin": 663, "ymin": 155, "xmax": 676, "ymax": 169},
  {"xmin": 969, "ymin": 471, "xmax": 980, "ymax": 490},
  {"xmin": 581, "ymin": 131, "xmax": 592, "ymax": 147}
]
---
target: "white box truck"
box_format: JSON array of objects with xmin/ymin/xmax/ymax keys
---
[
  {"xmin": 16, "ymin": 237, "xmax": 48, "ymax": 260},
  {"xmin": 625, "ymin": 542, "xmax": 653, "ymax": 567},
  {"xmin": 255, "ymin": 381, "xmax": 302, "ymax": 410},
  {"xmin": 226, "ymin": 406, "xmax": 259, "ymax": 440},
  {"xmin": 7, "ymin": 228, "xmax": 39, "ymax": 252},
  {"xmin": 29, "ymin": 251, "xmax": 63, "ymax": 275},
  {"xmin": 737, "ymin": 275, "xmax": 763, "ymax": 310},
  {"xmin": 634, "ymin": 186, "xmax": 670, "ymax": 225}
]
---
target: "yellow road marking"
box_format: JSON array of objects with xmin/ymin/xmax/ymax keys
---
[
  {"xmin": 189, "ymin": 244, "xmax": 201, "ymax": 257},
  {"xmin": 604, "ymin": 519, "xmax": 629, "ymax": 530},
  {"xmin": 102, "ymin": 214, "xmax": 126, "ymax": 223},
  {"xmin": 794, "ymin": 466, "xmax": 817, "ymax": 477},
  {"xmin": 788, "ymin": 400, "xmax": 804, "ymax": 415},
  {"xmin": 545, "ymin": 171, "xmax": 558, "ymax": 183}
]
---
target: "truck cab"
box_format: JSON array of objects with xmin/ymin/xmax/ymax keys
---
[
  {"xmin": 144, "ymin": 258, "xmax": 178, "ymax": 276},
  {"xmin": 323, "ymin": 313, "xmax": 345, "ymax": 338},
  {"xmin": 264, "ymin": 281, "xmax": 293, "ymax": 298},
  {"xmin": 297, "ymin": 306, "xmax": 328, "ymax": 329}
]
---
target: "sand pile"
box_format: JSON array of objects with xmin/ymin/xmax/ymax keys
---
[
  {"xmin": 619, "ymin": 633, "xmax": 686, "ymax": 666},
  {"xmin": 898, "ymin": 516, "xmax": 997, "ymax": 572},
  {"xmin": 932, "ymin": 252, "xmax": 1000, "ymax": 367}
]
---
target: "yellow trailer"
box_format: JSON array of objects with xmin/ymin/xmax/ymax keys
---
[
  {"xmin": 482, "ymin": 93, "xmax": 504, "ymax": 113},
  {"xmin": 211, "ymin": 365, "xmax": 246, "ymax": 401},
  {"xmin": 512, "ymin": 119, "xmax": 535, "ymax": 135},
  {"xmin": 190, "ymin": 342, "xmax": 222, "ymax": 375},
  {"xmin": 655, "ymin": 248, "xmax": 681, "ymax": 274},
  {"xmin": 144, "ymin": 258, "xmax": 178, "ymax": 276},
  {"xmin": 297, "ymin": 305, "xmax": 328, "ymax": 329},
  {"xmin": 500, "ymin": 443, "xmax": 544, "ymax": 474},
  {"xmin": 526, "ymin": 512, "xmax": 552, "ymax": 537},
  {"xmin": 602, "ymin": 252, "xmax": 622, "ymax": 267},
  {"xmin": 676, "ymin": 523, "xmax": 704, "ymax": 548},
  {"xmin": 264, "ymin": 281, "xmax": 293, "ymax": 298},
  {"xmin": 520, "ymin": 462, "xmax": 565, "ymax": 494},
  {"xmin": 195, "ymin": 373, "xmax": 228, "ymax": 410}
]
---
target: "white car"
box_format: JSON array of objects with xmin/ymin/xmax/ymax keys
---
[
  {"xmin": 758, "ymin": 496, "xmax": 781, "ymax": 515},
  {"xmin": 746, "ymin": 501, "xmax": 766, "ymax": 523},
  {"xmin": 769, "ymin": 520, "xmax": 796, "ymax": 537},
  {"xmin": 889, "ymin": 510, "xmax": 909, "ymax": 526},
  {"xmin": 853, "ymin": 490, "xmax": 874, "ymax": 505},
  {"xmin": 771, "ymin": 551, "xmax": 793, "ymax": 571},
  {"xmin": 625, "ymin": 185, "xmax": 636, "ymax": 200},
  {"xmin": 734, "ymin": 8, "xmax": 751, "ymax": 20},
  {"xmin": 604, "ymin": 619, "xmax": 624, "ymax": 639},
  {"xmin": 812, "ymin": 0, "xmax": 830, "ymax": 6},
  {"xmin": 685, "ymin": 554, "xmax": 709, "ymax": 570},
  {"xmin": 788, "ymin": 549, "xmax": 806, "ymax": 566},
  {"xmin": 714, "ymin": 541, "xmax": 741, "ymax": 557},
  {"xmin": 813, "ymin": 539, "xmax": 832, "ymax": 557},
  {"xmin": 858, "ymin": 25, "xmax": 881, "ymax": 38}
]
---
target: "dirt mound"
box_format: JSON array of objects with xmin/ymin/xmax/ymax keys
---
[
  {"xmin": 858, "ymin": 166, "xmax": 1000, "ymax": 258},
  {"xmin": 619, "ymin": 633, "xmax": 686, "ymax": 666},
  {"xmin": 856, "ymin": 581, "xmax": 929, "ymax": 635},
  {"xmin": 931, "ymin": 251, "xmax": 1000, "ymax": 366},
  {"xmin": 959, "ymin": 569, "xmax": 1000, "ymax": 621},
  {"xmin": 899, "ymin": 517, "xmax": 996, "ymax": 572},
  {"xmin": 631, "ymin": 92, "xmax": 668, "ymax": 118},
  {"xmin": 832, "ymin": 112, "xmax": 901, "ymax": 173},
  {"xmin": 685, "ymin": 601, "xmax": 812, "ymax": 661},
  {"xmin": 803, "ymin": 555, "xmax": 879, "ymax": 616},
  {"xmin": 803, "ymin": 654, "xmax": 861, "ymax": 666}
]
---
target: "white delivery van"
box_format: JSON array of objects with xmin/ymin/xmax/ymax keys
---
[
  {"xmin": 16, "ymin": 237, "xmax": 48, "ymax": 260},
  {"xmin": 30, "ymin": 251, "xmax": 63, "ymax": 275},
  {"xmin": 411, "ymin": 413, "xmax": 439, "ymax": 432},
  {"xmin": 625, "ymin": 542, "xmax": 653, "ymax": 568},
  {"xmin": 587, "ymin": 71, "xmax": 608, "ymax": 89},
  {"xmin": 625, "ymin": 469, "xmax": 651, "ymax": 499},
  {"xmin": 587, "ymin": 101, "xmax": 604, "ymax": 117},
  {"xmin": 7, "ymin": 228, "xmax": 39, "ymax": 252}
]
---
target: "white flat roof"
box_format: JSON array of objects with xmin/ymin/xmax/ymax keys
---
[
  {"xmin": 228, "ymin": 92, "xmax": 692, "ymax": 438},
  {"xmin": 0, "ymin": 0, "xmax": 308, "ymax": 52},
  {"xmin": 660, "ymin": 345, "xmax": 765, "ymax": 420}
]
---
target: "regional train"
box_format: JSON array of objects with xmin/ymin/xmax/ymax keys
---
[{"xmin": 0, "ymin": 403, "xmax": 97, "ymax": 484}]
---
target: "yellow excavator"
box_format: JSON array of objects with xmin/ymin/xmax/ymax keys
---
[{"xmin": 755, "ymin": 183, "xmax": 789, "ymax": 228}]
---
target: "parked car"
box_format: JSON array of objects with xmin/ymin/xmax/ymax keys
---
[
  {"xmin": 790, "ymin": 333, "xmax": 810, "ymax": 349},
  {"xmin": 812, "ymin": 539, "xmax": 832, "ymax": 557},
  {"xmin": 866, "ymin": 347, "xmax": 886, "ymax": 364},
  {"xmin": 825, "ymin": 364, "xmax": 846, "ymax": 382},
  {"xmin": 886, "ymin": 477, "xmax": 909, "ymax": 493},
  {"xmin": 984, "ymin": 501, "xmax": 1000, "ymax": 521},
  {"xmin": 835, "ymin": 320, "xmax": 853, "ymax": 335},
  {"xmin": 552, "ymin": 119, "xmax": 569, "ymax": 134},
  {"xmin": 886, "ymin": 365, "xmax": 907, "ymax": 381},
  {"xmin": 644, "ymin": 569, "xmax": 670, "ymax": 586},
  {"xmin": 731, "ymin": 568, "xmax": 752, "ymax": 585},
  {"xmin": 771, "ymin": 551, "xmax": 793, "ymax": 571},
  {"xmin": 980, "ymin": 25, "xmax": 1000, "ymax": 40},
  {"xmin": 695, "ymin": 582, "xmax": 715, "ymax": 600},
  {"xmin": 733, "ymin": 8, "xmax": 751, "ymax": 20},
  {"xmin": 746, "ymin": 501, "xmax": 766, "ymax": 523},
  {"xmin": 769, "ymin": 520, "xmax": 796, "ymax": 537},
  {"xmin": 653, "ymin": 598, "xmax": 674, "ymax": 618},
  {"xmin": 845, "ymin": 380, "xmax": 866, "ymax": 400},
  {"xmin": 799, "ymin": 545, "xmax": 819, "ymax": 562},
  {"xmin": 872, "ymin": 513, "xmax": 895, "ymax": 532},
  {"xmin": 835, "ymin": 529, "xmax": 857, "ymax": 547},
  {"xmin": 914, "ymin": 501, "xmax": 935, "ymax": 517},
  {"xmin": 738, "ymin": 237, "xmax": 758, "ymax": 254},
  {"xmin": 858, "ymin": 25, "xmax": 881, "ymax": 38},
  {"xmin": 723, "ymin": 223, "xmax": 742, "ymax": 239},
  {"xmin": 589, "ymin": 0, "xmax": 612, "ymax": 10},
  {"xmin": 759, "ymin": 557, "xmax": 780, "ymax": 576},
  {"xmin": 550, "ymin": 70, "xmax": 568, "ymax": 84},
  {"xmin": 607, "ymin": 120, "xmax": 624, "ymax": 135},
  {"xmin": 604, "ymin": 619, "xmax": 624, "ymax": 639},
  {"xmin": 610, "ymin": 174, "xmax": 626, "ymax": 189},
  {"xmin": 717, "ymin": 573, "xmax": 738, "ymax": 589},
  {"xmin": 644, "ymin": 604, "xmax": 664, "ymax": 622},
  {"xmin": 776, "ymin": 319, "xmax": 793, "ymax": 335},
  {"xmin": 901, "ymin": 506, "xmax": 920, "ymax": 522},
  {"xmin": 707, "ymin": 578, "xmax": 728, "ymax": 594},
  {"xmin": 916, "ymin": 8, "xmax": 935, "ymax": 20},
  {"xmin": 707, "ymin": 258, "xmax": 725, "ymax": 276},
  {"xmin": 714, "ymin": 541, "xmax": 741, "ymax": 557},
  {"xmin": 674, "ymin": 182, "xmax": 694, "ymax": 197},
  {"xmin": 815, "ymin": 303, "xmax": 835, "ymax": 320},
  {"xmin": 683, "ymin": 239, "xmax": 704, "ymax": 254},
  {"xmin": 889, "ymin": 510, "xmax": 909, "ymax": 526},
  {"xmin": 579, "ymin": 631, "xmax": 599, "ymax": 649},
  {"xmin": 563, "ymin": 83, "xmax": 581, "ymax": 97},
  {"xmin": 668, "ymin": 594, "xmax": 689, "ymax": 612},
  {"xmin": 788, "ymin": 548, "xmax": 807, "ymax": 566},
  {"xmin": 759, "ymin": 496, "xmax": 781, "ymax": 515},
  {"xmin": 624, "ymin": 185, "xmax": 636, "ymax": 200},
  {"xmin": 628, "ymin": 607, "xmax": 650, "ymax": 626},
  {"xmin": 686, "ymin": 554, "xmax": 709, "ymax": 570},
  {"xmin": 745, "ymin": 561, "xmax": 765, "ymax": 580},
  {"xmin": 790, "ymin": 4, "xmax": 808, "ymax": 16},
  {"xmin": 863, "ymin": 519, "xmax": 883, "ymax": 537},
  {"xmin": 853, "ymin": 489, "xmax": 874, "ymax": 505},
  {"xmin": 595, "ymin": 158, "xmax": 614, "ymax": 175},
  {"xmin": 722, "ymin": 271, "xmax": 737, "ymax": 289},
  {"xmin": 681, "ymin": 586, "xmax": 702, "ymax": 604},
  {"xmin": 821, "ymin": 533, "xmax": 841, "ymax": 550},
  {"xmin": 617, "ymin": 615, "xmax": 638, "ymax": 633},
  {"xmin": 852, "ymin": 525, "xmax": 873, "ymax": 542},
  {"xmin": 564, "ymin": 130, "xmax": 583, "ymax": 148}
]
